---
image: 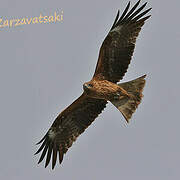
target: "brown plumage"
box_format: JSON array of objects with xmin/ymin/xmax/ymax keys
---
[{"xmin": 35, "ymin": 0, "xmax": 151, "ymax": 169}]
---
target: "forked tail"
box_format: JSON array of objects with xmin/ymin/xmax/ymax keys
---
[{"xmin": 111, "ymin": 75, "xmax": 146, "ymax": 123}]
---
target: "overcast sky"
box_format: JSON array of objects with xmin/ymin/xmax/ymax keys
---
[{"xmin": 0, "ymin": 0, "xmax": 180, "ymax": 179}]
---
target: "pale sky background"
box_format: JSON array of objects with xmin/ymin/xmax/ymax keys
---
[{"xmin": 0, "ymin": 0, "xmax": 180, "ymax": 179}]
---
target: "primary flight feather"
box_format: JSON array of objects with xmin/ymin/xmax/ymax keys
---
[{"xmin": 35, "ymin": 0, "xmax": 151, "ymax": 169}]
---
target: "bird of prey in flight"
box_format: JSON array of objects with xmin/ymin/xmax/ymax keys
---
[{"xmin": 35, "ymin": 0, "xmax": 151, "ymax": 169}]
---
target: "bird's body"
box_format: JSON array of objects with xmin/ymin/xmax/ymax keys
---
[
  {"xmin": 35, "ymin": 0, "xmax": 151, "ymax": 169},
  {"xmin": 83, "ymin": 78, "xmax": 130, "ymax": 101}
]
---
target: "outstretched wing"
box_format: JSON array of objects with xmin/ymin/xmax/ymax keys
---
[
  {"xmin": 94, "ymin": 0, "xmax": 151, "ymax": 83},
  {"xmin": 35, "ymin": 93, "xmax": 107, "ymax": 169}
]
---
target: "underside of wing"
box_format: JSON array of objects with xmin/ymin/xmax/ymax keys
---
[
  {"xmin": 94, "ymin": 0, "xmax": 151, "ymax": 83},
  {"xmin": 35, "ymin": 93, "xmax": 107, "ymax": 169}
]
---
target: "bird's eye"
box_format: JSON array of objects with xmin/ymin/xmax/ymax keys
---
[{"xmin": 88, "ymin": 84, "xmax": 93, "ymax": 88}]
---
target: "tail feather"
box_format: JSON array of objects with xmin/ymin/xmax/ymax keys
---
[{"xmin": 111, "ymin": 75, "xmax": 146, "ymax": 123}]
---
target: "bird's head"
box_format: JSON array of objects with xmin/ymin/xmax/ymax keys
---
[
  {"xmin": 83, "ymin": 82, "xmax": 94, "ymax": 92},
  {"xmin": 83, "ymin": 80, "xmax": 99, "ymax": 98}
]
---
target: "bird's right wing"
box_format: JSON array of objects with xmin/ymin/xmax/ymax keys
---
[
  {"xmin": 93, "ymin": 0, "xmax": 151, "ymax": 83},
  {"xmin": 35, "ymin": 93, "xmax": 107, "ymax": 169}
]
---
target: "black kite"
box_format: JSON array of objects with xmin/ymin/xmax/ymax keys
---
[{"xmin": 35, "ymin": 0, "xmax": 151, "ymax": 169}]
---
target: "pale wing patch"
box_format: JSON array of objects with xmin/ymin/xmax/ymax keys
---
[
  {"xmin": 48, "ymin": 128, "xmax": 56, "ymax": 140},
  {"xmin": 110, "ymin": 25, "xmax": 122, "ymax": 33}
]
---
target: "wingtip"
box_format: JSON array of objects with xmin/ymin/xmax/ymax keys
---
[
  {"xmin": 137, "ymin": 0, "xmax": 141, "ymax": 5},
  {"xmin": 141, "ymin": 74, "xmax": 147, "ymax": 79},
  {"xmin": 144, "ymin": 2, "xmax": 148, "ymax": 6},
  {"xmin": 116, "ymin": 9, "xmax": 120, "ymax": 20},
  {"xmin": 36, "ymin": 134, "xmax": 47, "ymax": 145},
  {"xmin": 144, "ymin": 14, "xmax": 152, "ymax": 21},
  {"xmin": 38, "ymin": 158, "xmax": 42, "ymax": 164},
  {"xmin": 125, "ymin": 119, "xmax": 130, "ymax": 124},
  {"xmin": 59, "ymin": 151, "xmax": 64, "ymax": 164},
  {"xmin": 36, "ymin": 142, "xmax": 40, "ymax": 145},
  {"xmin": 59, "ymin": 159, "xmax": 63, "ymax": 164},
  {"xmin": 52, "ymin": 157, "xmax": 57, "ymax": 170},
  {"xmin": 36, "ymin": 141, "xmax": 41, "ymax": 145},
  {"xmin": 117, "ymin": 9, "xmax": 120, "ymax": 18},
  {"xmin": 52, "ymin": 165, "xmax": 55, "ymax": 170},
  {"xmin": 147, "ymin": 7, "xmax": 152, "ymax": 12},
  {"xmin": 45, "ymin": 163, "xmax": 48, "ymax": 168},
  {"xmin": 141, "ymin": 2, "xmax": 148, "ymax": 9}
]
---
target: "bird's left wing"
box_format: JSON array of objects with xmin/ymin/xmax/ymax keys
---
[
  {"xmin": 94, "ymin": 0, "xmax": 151, "ymax": 83},
  {"xmin": 35, "ymin": 93, "xmax": 107, "ymax": 169}
]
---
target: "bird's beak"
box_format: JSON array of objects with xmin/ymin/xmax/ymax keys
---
[{"xmin": 83, "ymin": 84, "xmax": 89, "ymax": 91}]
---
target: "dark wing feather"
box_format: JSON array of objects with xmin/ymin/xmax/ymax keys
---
[
  {"xmin": 35, "ymin": 93, "xmax": 107, "ymax": 169},
  {"xmin": 94, "ymin": 1, "xmax": 151, "ymax": 83}
]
